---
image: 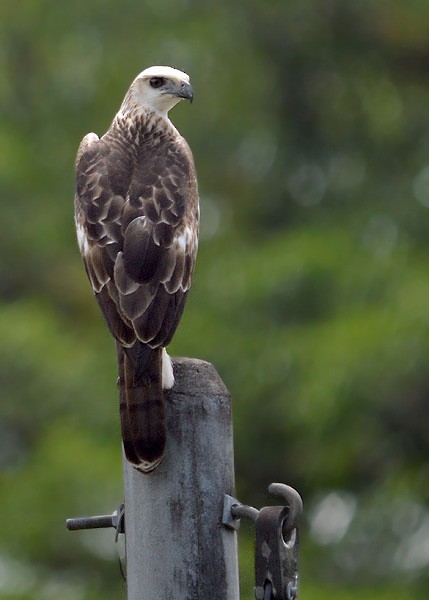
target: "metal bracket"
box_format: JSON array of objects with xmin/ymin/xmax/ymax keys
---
[
  {"xmin": 223, "ymin": 483, "xmax": 303, "ymax": 600},
  {"xmin": 223, "ymin": 494, "xmax": 259, "ymax": 530},
  {"xmin": 255, "ymin": 484, "xmax": 302, "ymax": 600}
]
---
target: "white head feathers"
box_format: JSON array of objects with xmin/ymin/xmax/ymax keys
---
[{"xmin": 126, "ymin": 66, "xmax": 193, "ymax": 116}]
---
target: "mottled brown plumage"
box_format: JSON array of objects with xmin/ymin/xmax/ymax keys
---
[{"xmin": 74, "ymin": 67, "xmax": 199, "ymax": 472}]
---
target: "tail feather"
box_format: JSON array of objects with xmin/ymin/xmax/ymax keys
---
[
  {"xmin": 117, "ymin": 344, "xmax": 142, "ymax": 467},
  {"xmin": 117, "ymin": 342, "xmax": 166, "ymax": 472}
]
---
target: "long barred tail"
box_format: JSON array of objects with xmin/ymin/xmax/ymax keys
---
[{"xmin": 117, "ymin": 342, "xmax": 166, "ymax": 472}]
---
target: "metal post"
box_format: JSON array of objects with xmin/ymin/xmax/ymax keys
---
[{"xmin": 123, "ymin": 357, "xmax": 240, "ymax": 600}]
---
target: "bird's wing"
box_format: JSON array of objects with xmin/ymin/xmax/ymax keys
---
[
  {"xmin": 117, "ymin": 136, "xmax": 199, "ymax": 347},
  {"xmin": 74, "ymin": 132, "xmax": 135, "ymax": 346},
  {"xmin": 74, "ymin": 132, "xmax": 199, "ymax": 349}
]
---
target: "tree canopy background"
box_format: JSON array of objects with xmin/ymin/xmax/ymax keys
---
[{"xmin": 0, "ymin": 1, "xmax": 428, "ymax": 598}]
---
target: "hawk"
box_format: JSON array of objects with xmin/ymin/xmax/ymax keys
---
[{"xmin": 74, "ymin": 66, "xmax": 199, "ymax": 472}]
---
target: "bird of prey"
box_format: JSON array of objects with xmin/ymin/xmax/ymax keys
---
[{"xmin": 74, "ymin": 66, "xmax": 199, "ymax": 472}]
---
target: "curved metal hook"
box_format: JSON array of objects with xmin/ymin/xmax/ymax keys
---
[{"xmin": 268, "ymin": 483, "xmax": 303, "ymax": 530}]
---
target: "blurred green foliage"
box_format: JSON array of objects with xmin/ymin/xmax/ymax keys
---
[{"xmin": 0, "ymin": 0, "xmax": 428, "ymax": 598}]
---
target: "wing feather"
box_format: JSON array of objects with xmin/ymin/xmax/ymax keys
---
[
  {"xmin": 133, "ymin": 286, "xmax": 172, "ymax": 343},
  {"xmin": 114, "ymin": 252, "xmax": 140, "ymax": 295},
  {"xmin": 122, "ymin": 217, "xmax": 163, "ymax": 284},
  {"xmin": 165, "ymin": 251, "xmax": 185, "ymax": 294},
  {"xmin": 75, "ymin": 125, "xmax": 199, "ymax": 350},
  {"xmin": 95, "ymin": 286, "xmax": 135, "ymax": 347},
  {"xmin": 150, "ymin": 291, "xmax": 188, "ymax": 347},
  {"xmin": 119, "ymin": 283, "xmax": 158, "ymax": 320}
]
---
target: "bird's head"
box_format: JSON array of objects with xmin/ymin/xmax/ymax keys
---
[{"xmin": 129, "ymin": 66, "xmax": 194, "ymax": 116}]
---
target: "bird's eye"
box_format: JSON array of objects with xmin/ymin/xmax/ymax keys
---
[{"xmin": 149, "ymin": 77, "xmax": 165, "ymax": 89}]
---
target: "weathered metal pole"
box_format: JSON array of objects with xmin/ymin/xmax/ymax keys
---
[{"xmin": 123, "ymin": 357, "xmax": 240, "ymax": 600}]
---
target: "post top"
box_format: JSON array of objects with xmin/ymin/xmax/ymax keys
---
[{"xmin": 170, "ymin": 357, "xmax": 230, "ymax": 398}]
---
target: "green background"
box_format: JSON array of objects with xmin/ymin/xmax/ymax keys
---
[{"xmin": 0, "ymin": 1, "xmax": 428, "ymax": 598}]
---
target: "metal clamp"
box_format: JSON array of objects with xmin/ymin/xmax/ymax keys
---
[{"xmin": 223, "ymin": 483, "xmax": 303, "ymax": 600}]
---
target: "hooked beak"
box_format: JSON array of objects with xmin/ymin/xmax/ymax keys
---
[{"xmin": 176, "ymin": 81, "xmax": 194, "ymax": 103}]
